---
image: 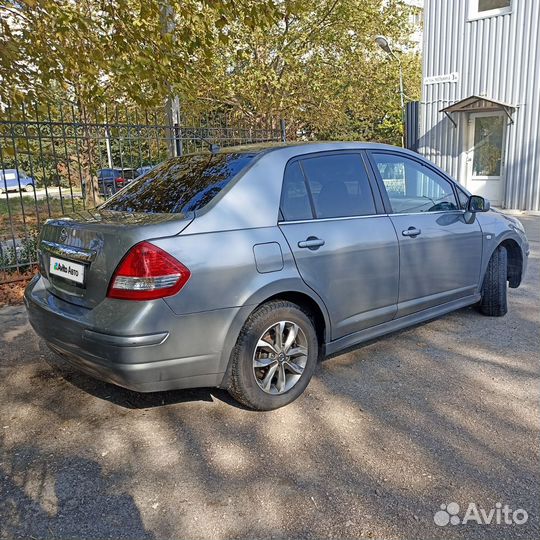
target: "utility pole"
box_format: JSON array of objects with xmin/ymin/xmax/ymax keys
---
[
  {"xmin": 105, "ymin": 127, "xmax": 113, "ymax": 168},
  {"xmin": 375, "ymin": 35, "xmax": 406, "ymax": 148},
  {"xmin": 160, "ymin": 1, "xmax": 179, "ymax": 157}
]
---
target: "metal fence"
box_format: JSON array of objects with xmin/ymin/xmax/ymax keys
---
[{"xmin": 0, "ymin": 101, "xmax": 285, "ymax": 278}]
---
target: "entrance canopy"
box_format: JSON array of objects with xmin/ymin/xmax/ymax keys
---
[{"xmin": 440, "ymin": 95, "xmax": 516, "ymax": 126}]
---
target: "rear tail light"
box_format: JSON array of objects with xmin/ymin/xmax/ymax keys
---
[
  {"xmin": 115, "ymin": 177, "xmax": 125, "ymax": 186},
  {"xmin": 107, "ymin": 242, "xmax": 190, "ymax": 300}
]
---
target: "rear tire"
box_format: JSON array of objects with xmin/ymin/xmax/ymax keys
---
[
  {"xmin": 228, "ymin": 300, "xmax": 318, "ymax": 410},
  {"xmin": 479, "ymin": 245, "xmax": 508, "ymax": 317}
]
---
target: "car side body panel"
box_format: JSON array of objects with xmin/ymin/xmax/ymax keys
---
[
  {"xmin": 280, "ymin": 215, "xmax": 399, "ymax": 339},
  {"xmin": 154, "ymin": 227, "xmax": 301, "ymax": 315},
  {"xmin": 389, "ymin": 210, "xmax": 483, "ymax": 317},
  {"xmin": 23, "ymin": 142, "xmax": 530, "ymax": 395}
]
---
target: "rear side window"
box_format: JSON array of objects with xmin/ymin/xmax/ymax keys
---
[
  {"xmin": 101, "ymin": 153, "xmax": 255, "ymax": 213},
  {"xmin": 280, "ymin": 161, "xmax": 313, "ymax": 221},
  {"xmin": 300, "ymin": 154, "xmax": 376, "ymax": 218}
]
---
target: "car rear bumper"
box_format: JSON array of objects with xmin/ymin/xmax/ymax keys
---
[{"xmin": 24, "ymin": 275, "xmax": 242, "ymax": 392}]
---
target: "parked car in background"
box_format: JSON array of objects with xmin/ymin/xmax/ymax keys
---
[
  {"xmin": 25, "ymin": 143, "xmax": 529, "ymax": 410},
  {"xmin": 97, "ymin": 168, "xmax": 137, "ymax": 197},
  {"xmin": 0, "ymin": 169, "xmax": 36, "ymax": 193}
]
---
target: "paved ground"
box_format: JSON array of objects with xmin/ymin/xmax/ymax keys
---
[{"xmin": 1, "ymin": 216, "xmax": 538, "ymax": 540}]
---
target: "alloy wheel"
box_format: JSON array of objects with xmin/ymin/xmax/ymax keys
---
[{"xmin": 252, "ymin": 320, "xmax": 309, "ymax": 395}]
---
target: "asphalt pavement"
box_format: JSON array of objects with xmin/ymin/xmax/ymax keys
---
[{"xmin": 0, "ymin": 215, "xmax": 538, "ymax": 540}]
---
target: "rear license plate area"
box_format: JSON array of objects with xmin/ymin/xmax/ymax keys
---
[{"xmin": 49, "ymin": 256, "xmax": 86, "ymax": 285}]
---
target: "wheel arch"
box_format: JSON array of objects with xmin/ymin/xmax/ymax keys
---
[
  {"xmin": 483, "ymin": 236, "xmax": 524, "ymax": 289},
  {"xmin": 499, "ymin": 238, "xmax": 523, "ymax": 288},
  {"xmin": 260, "ymin": 291, "xmax": 327, "ymax": 346},
  {"xmin": 217, "ymin": 280, "xmax": 330, "ymax": 388}
]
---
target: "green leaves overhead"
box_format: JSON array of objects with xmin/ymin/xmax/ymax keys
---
[
  {"xmin": 202, "ymin": 0, "xmax": 422, "ymax": 142},
  {"xmin": 0, "ymin": 0, "xmax": 421, "ymax": 143}
]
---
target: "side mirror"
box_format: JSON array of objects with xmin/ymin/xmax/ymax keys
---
[{"xmin": 468, "ymin": 195, "xmax": 490, "ymax": 213}]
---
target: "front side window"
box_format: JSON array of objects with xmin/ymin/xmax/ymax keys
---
[
  {"xmin": 372, "ymin": 153, "xmax": 458, "ymax": 214},
  {"xmin": 101, "ymin": 152, "xmax": 255, "ymax": 214},
  {"xmin": 300, "ymin": 154, "xmax": 376, "ymax": 219}
]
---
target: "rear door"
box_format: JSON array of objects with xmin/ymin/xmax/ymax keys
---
[
  {"xmin": 279, "ymin": 152, "xmax": 399, "ymax": 340},
  {"xmin": 368, "ymin": 151, "xmax": 483, "ymax": 318}
]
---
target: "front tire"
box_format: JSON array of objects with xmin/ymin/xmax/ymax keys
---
[
  {"xmin": 228, "ymin": 300, "xmax": 319, "ymax": 410},
  {"xmin": 479, "ymin": 245, "xmax": 508, "ymax": 317}
]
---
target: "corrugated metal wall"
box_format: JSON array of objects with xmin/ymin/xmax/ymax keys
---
[{"xmin": 419, "ymin": 0, "xmax": 540, "ymax": 211}]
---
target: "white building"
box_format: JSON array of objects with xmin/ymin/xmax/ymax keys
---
[{"xmin": 419, "ymin": 0, "xmax": 540, "ymax": 210}]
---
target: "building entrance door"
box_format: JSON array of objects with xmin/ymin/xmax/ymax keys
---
[{"xmin": 466, "ymin": 112, "xmax": 506, "ymax": 206}]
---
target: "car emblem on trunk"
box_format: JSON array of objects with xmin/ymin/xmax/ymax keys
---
[{"xmin": 59, "ymin": 228, "xmax": 68, "ymax": 243}]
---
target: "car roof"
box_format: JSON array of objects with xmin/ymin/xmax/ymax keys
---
[{"xmin": 208, "ymin": 141, "xmax": 411, "ymax": 157}]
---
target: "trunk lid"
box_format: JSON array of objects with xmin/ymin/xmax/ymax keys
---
[{"xmin": 38, "ymin": 209, "xmax": 193, "ymax": 308}]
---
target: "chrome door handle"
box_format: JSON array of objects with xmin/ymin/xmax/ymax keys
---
[
  {"xmin": 298, "ymin": 237, "xmax": 325, "ymax": 250},
  {"xmin": 402, "ymin": 227, "xmax": 421, "ymax": 237}
]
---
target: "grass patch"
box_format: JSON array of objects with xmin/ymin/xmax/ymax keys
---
[{"xmin": 0, "ymin": 195, "xmax": 86, "ymax": 241}]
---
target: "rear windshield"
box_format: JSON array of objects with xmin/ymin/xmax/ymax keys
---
[{"xmin": 100, "ymin": 153, "xmax": 256, "ymax": 213}]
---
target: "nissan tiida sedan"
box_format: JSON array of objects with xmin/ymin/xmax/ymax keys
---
[{"xmin": 25, "ymin": 143, "xmax": 529, "ymax": 410}]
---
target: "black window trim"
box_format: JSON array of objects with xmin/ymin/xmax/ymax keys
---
[
  {"xmin": 364, "ymin": 150, "xmax": 464, "ymax": 216},
  {"xmin": 278, "ymin": 150, "xmax": 385, "ymax": 223},
  {"xmin": 456, "ymin": 184, "xmax": 472, "ymax": 210},
  {"xmin": 279, "ymin": 157, "xmax": 315, "ymax": 222}
]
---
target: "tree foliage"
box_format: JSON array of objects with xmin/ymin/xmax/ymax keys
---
[
  {"xmin": 203, "ymin": 0, "xmax": 422, "ymax": 142},
  {"xmin": 0, "ymin": 0, "xmax": 421, "ymax": 144}
]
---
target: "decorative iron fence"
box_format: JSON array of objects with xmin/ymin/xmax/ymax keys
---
[{"xmin": 0, "ymin": 101, "xmax": 285, "ymax": 278}]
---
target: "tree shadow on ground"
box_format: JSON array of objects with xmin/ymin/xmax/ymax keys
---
[{"xmin": 0, "ymin": 446, "xmax": 153, "ymax": 539}]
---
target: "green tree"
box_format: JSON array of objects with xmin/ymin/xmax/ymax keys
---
[
  {"xmin": 0, "ymin": 0, "xmax": 280, "ymax": 107},
  {"xmin": 1, "ymin": 0, "xmax": 421, "ymax": 144},
  {"xmin": 200, "ymin": 0, "xmax": 421, "ymax": 144}
]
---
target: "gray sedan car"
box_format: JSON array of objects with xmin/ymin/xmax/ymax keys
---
[{"xmin": 25, "ymin": 143, "xmax": 529, "ymax": 410}]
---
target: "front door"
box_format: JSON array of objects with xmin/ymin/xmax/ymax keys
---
[
  {"xmin": 466, "ymin": 112, "xmax": 506, "ymax": 206},
  {"xmin": 369, "ymin": 151, "xmax": 483, "ymax": 318},
  {"xmin": 278, "ymin": 153, "xmax": 399, "ymax": 340}
]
